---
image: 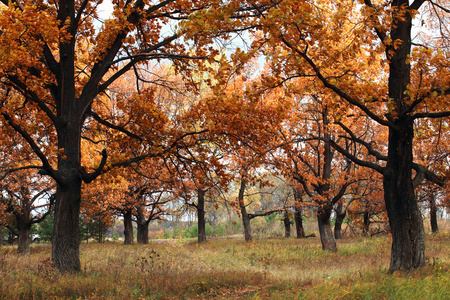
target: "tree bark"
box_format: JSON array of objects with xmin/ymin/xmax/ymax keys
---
[
  {"xmin": 294, "ymin": 208, "xmax": 305, "ymax": 238},
  {"xmin": 317, "ymin": 107, "xmax": 337, "ymax": 252},
  {"xmin": 136, "ymin": 222, "xmax": 149, "ymax": 244},
  {"xmin": 363, "ymin": 211, "xmax": 371, "ymax": 235},
  {"xmin": 97, "ymin": 220, "xmax": 104, "ymax": 243},
  {"xmin": 293, "ymin": 188, "xmax": 305, "ymax": 238},
  {"xmin": 383, "ymin": 1, "xmax": 425, "ymax": 271},
  {"xmin": 50, "ymin": 0, "xmax": 84, "ymax": 271},
  {"xmin": 317, "ymin": 204, "xmax": 337, "ymax": 252},
  {"xmin": 123, "ymin": 210, "xmax": 134, "ymax": 245},
  {"xmin": 238, "ymin": 176, "xmax": 252, "ymax": 242},
  {"xmin": 429, "ymin": 197, "xmax": 438, "ymax": 233},
  {"xmin": 14, "ymin": 205, "xmax": 33, "ymax": 254},
  {"xmin": 52, "ymin": 169, "xmax": 82, "ymax": 272},
  {"xmin": 136, "ymin": 207, "xmax": 149, "ymax": 244},
  {"xmin": 17, "ymin": 223, "xmax": 31, "ymax": 254},
  {"xmin": 197, "ymin": 188, "xmax": 207, "ymax": 243},
  {"xmin": 334, "ymin": 202, "xmax": 346, "ymax": 240},
  {"xmin": 384, "ymin": 122, "xmax": 425, "ymax": 271},
  {"xmin": 283, "ymin": 210, "xmax": 291, "ymax": 238}
]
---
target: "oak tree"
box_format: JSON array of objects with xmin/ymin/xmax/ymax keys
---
[{"xmin": 233, "ymin": 0, "xmax": 450, "ymax": 271}]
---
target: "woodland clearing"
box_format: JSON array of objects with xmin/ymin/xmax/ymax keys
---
[{"xmin": 0, "ymin": 231, "xmax": 448, "ymax": 299}]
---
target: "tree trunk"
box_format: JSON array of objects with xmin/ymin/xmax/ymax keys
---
[
  {"xmin": 334, "ymin": 202, "xmax": 346, "ymax": 240},
  {"xmin": 136, "ymin": 222, "xmax": 149, "ymax": 244},
  {"xmin": 52, "ymin": 170, "xmax": 82, "ymax": 273},
  {"xmin": 197, "ymin": 188, "xmax": 207, "ymax": 243},
  {"xmin": 17, "ymin": 223, "xmax": 31, "ymax": 254},
  {"xmin": 316, "ymin": 107, "xmax": 337, "ymax": 252},
  {"xmin": 136, "ymin": 207, "xmax": 149, "ymax": 244},
  {"xmin": 429, "ymin": 197, "xmax": 438, "ymax": 233},
  {"xmin": 382, "ymin": 0, "xmax": 425, "ymax": 272},
  {"xmin": 50, "ymin": 8, "xmax": 85, "ymax": 271},
  {"xmin": 384, "ymin": 122, "xmax": 425, "ymax": 271},
  {"xmin": 6, "ymin": 231, "xmax": 15, "ymax": 245},
  {"xmin": 284, "ymin": 211, "xmax": 291, "ymax": 238},
  {"xmin": 294, "ymin": 208, "xmax": 305, "ymax": 238},
  {"xmin": 238, "ymin": 176, "xmax": 252, "ymax": 242},
  {"xmin": 293, "ymin": 188, "xmax": 305, "ymax": 238},
  {"xmin": 123, "ymin": 210, "xmax": 134, "ymax": 245},
  {"xmin": 241, "ymin": 210, "xmax": 252, "ymax": 242},
  {"xmin": 317, "ymin": 204, "xmax": 337, "ymax": 252},
  {"xmin": 97, "ymin": 221, "xmax": 103, "ymax": 243},
  {"xmin": 363, "ymin": 211, "xmax": 370, "ymax": 235}
]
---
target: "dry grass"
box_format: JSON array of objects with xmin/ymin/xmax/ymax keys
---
[{"xmin": 0, "ymin": 231, "xmax": 448, "ymax": 299}]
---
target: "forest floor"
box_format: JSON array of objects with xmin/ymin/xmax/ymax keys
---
[{"xmin": 0, "ymin": 232, "xmax": 449, "ymax": 299}]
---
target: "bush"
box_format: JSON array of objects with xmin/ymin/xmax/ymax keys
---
[
  {"xmin": 184, "ymin": 225, "xmax": 198, "ymax": 238},
  {"xmin": 252, "ymin": 217, "xmax": 268, "ymax": 235},
  {"xmin": 205, "ymin": 223, "xmax": 213, "ymax": 236},
  {"xmin": 164, "ymin": 231, "xmax": 171, "ymax": 239},
  {"xmin": 213, "ymin": 224, "xmax": 226, "ymax": 237},
  {"xmin": 173, "ymin": 228, "xmax": 183, "ymax": 239}
]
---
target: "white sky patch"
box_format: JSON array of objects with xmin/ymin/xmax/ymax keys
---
[{"xmin": 97, "ymin": 0, "xmax": 114, "ymax": 21}]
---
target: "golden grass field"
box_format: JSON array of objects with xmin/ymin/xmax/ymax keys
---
[{"xmin": 0, "ymin": 229, "xmax": 449, "ymax": 299}]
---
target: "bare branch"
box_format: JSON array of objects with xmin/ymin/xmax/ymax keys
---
[
  {"xmin": 281, "ymin": 36, "xmax": 395, "ymax": 129},
  {"xmin": 1, "ymin": 111, "xmax": 62, "ymax": 183},
  {"xmin": 248, "ymin": 208, "xmax": 283, "ymax": 220},
  {"xmin": 88, "ymin": 111, "xmax": 144, "ymax": 141},
  {"xmin": 329, "ymin": 139, "xmax": 385, "ymax": 174},
  {"xmin": 336, "ymin": 121, "xmax": 388, "ymax": 161}
]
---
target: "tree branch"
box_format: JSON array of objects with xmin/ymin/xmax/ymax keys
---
[
  {"xmin": 248, "ymin": 208, "xmax": 282, "ymax": 220},
  {"xmin": 1, "ymin": 111, "xmax": 62, "ymax": 184},
  {"xmin": 281, "ymin": 36, "xmax": 395, "ymax": 129},
  {"xmin": 331, "ymin": 182, "xmax": 351, "ymax": 205},
  {"xmin": 412, "ymin": 163, "xmax": 446, "ymax": 187},
  {"xmin": 88, "ymin": 111, "xmax": 144, "ymax": 141},
  {"xmin": 7, "ymin": 76, "xmax": 60, "ymax": 126},
  {"xmin": 363, "ymin": 0, "xmax": 388, "ymax": 42},
  {"xmin": 79, "ymin": 149, "xmax": 108, "ymax": 183},
  {"xmin": 329, "ymin": 139, "xmax": 385, "ymax": 174},
  {"xmin": 336, "ymin": 121, "xmax": 388, "ymax": 161}
]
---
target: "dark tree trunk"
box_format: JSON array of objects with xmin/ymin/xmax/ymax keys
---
[
  {"xmin": 123, "ymin": 210, "xmax": 134, "ymax": 245},
  {"xmin": 136, "ymin": 222, "xmax": 149, "ymax": 244},
  {"xmin": 316, "ymin": 107, "xmax": 337, "ymax": 252},
  {"xmin": 136, "ymin": 207, "xmax": 149, "ymax": 244},
  {"xmin": 17, "ymin": 223, "xmax": 31, "ymax": 254},
  {"xmin": 238, "ymin": 176, "xmax": 252, "ymax": 242},
  {"xmin": 284, "ymin": 211, "xmax": 291, "ymax": 238},
  {"xmin": 293, "ymin": 188, "xmax": 305, "ymax": 238},
  {"xmin": 294, "ymin": 208, "xmax": 305, "ymax": 238},
  {"xmin": 382, "ymin": 0, "xmax": 425, "ymax": 272},
  {"xmin": 429, "ymin": 197, "xmax": 438, "ymax": 233},
  {"xmin": 97, "ymin": 221, "xmax": 103, "ymax": 243},
  {"xmin": 317, "ymin": 204, "xmax": 337, "ymax": 252},
  {"xmin": 241, "ymin": 210, "xmax": 252, "ymax": 242},
  {"xmin": 52, "ymin": 168, "xmax": 82, "ymax": 273},
  {"xmin": 197, "ymin": 188, "xmax": 207, "ymax": 243},
  {"xmin": 363, "ymin": 211, "xmax": 371, "ymax": 235},
  {"xmin": 384, "ymin": 122, "xmax": 425, "ymax": 271},
  {"xmin": 14, "ymin": 209, "xmax": 32, "ymax": 254},
  {"xmin": 50, "ymin": 2, "xmax": 84, "ymax": 271},
  {"xmin": 5, "ymin": 231, "xmax": 15, "ymax": 245},
  {"xmin": 334, "ymin": 202, "xmax": 346, "ymax": 240}
]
